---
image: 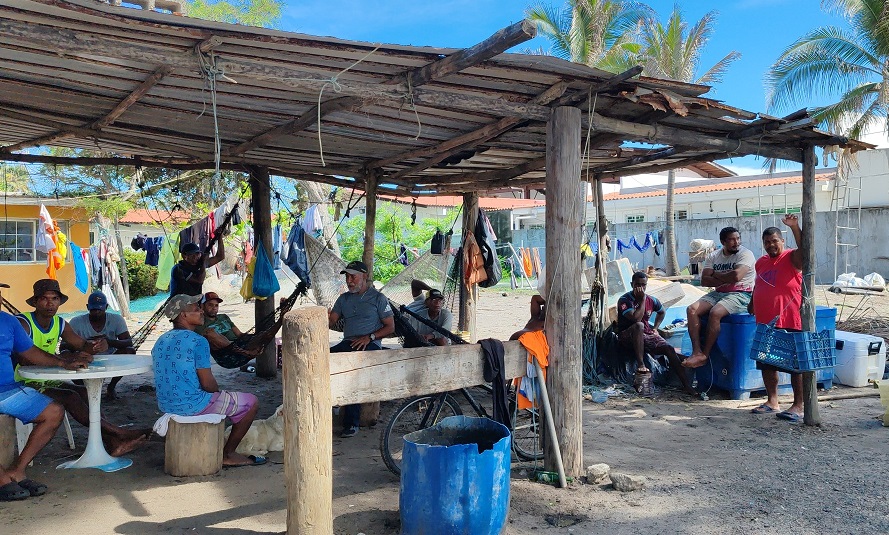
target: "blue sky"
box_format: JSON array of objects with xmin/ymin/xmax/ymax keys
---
[{"xmin": 281, "ymin": 1, "xmax": 847, "ymax": 175}]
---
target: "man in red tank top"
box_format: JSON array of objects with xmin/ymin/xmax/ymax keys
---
[{"xmin": 749, "ymin": 214, "xmax": 804, "ymax": 422}]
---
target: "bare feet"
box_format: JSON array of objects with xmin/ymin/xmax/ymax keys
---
[
  {"xmin": 107, "ymin": 431, "xmax": 149, "ymax": 456},
  {"xmin": 222, "ymin": 452, "xmax": 266, "ymax": 467},
  {"xmin": 682, "ymin": 353, "xmax": 709, "ymax": 368}
]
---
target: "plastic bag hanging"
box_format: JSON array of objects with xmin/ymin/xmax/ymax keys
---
[{"xmin": 251, "ymin": 241, "xmax": 280, "ymax": 298}]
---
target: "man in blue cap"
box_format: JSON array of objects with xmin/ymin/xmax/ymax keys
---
[
  {"xmin": 170, "ymin": 241, "xmax": 225, "ymax": 297},
  {"xmin": 68, "ymin": 291, "xmax": 135, "ymax": 400},
  {"xmin": 327, "ymin": 260, "xmax": 394, "ymax": 437}
]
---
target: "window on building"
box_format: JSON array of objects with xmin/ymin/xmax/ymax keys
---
[
  {"xmin": 0, "ymin": 219, "xmax": 69, "ymax": 263},
  {"xmin": 675, "ymin": 210, "xmax": 688, "ymax": 220},
  {"xmin": 626, "ymin": 214, "xmax": 644, "ymax": 223},
  {"xmin": 740, "ymin": 207, "xmax": 801, "ymax": 217}
]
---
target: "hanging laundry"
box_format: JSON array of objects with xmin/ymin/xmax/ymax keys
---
[
  {"xmin": 302, "ymin": 205, "xmax": 323, "ymax": 235},
  {"xmin": 616, "ymin": 238, "xmax": 632, "ymax": 256},
  {"xmin": 155, "ymin": 233, "xmax": 179, "ymax": 292},
  {"xmin": 653, "ymin": 231, "xmax": 661, "ymax": 257},
  {"xmin": 89, "ymin": 246, "xmax": 104, "ymax": 287},
  {"xmin": 273, "ymin": 224, "xmax": 282, "ymax": 269},
  {"xmin": 475, "ymin": 209, "xmax": 501, "ymax": 288},
  {"xmin": 240, "ymin": 257, "xmax": 256, "ymax": 301},
  {"xmin": 521, "ymin": 247, "xmax": 533, "ymax": 278},
  {"xmin": 282, "ymin": 223, "xmax": 311, "ymax": 286},
  {"xmin": 144, "ymin": 236, "xmax": 164, "ymax": 266},
  {"xmin": 130, "ymin": 233, "xmax": 148, "ymax": 251},
  {"xmin": 630, "ymin": 235, "xmax": 651, "ymax": 253},
  {"xmin": 531, "ymin": 248, "xmax": 542, "ymax": 278},
  {"xmin": 36, "ymin": 204, "xmax": 55, "ymax": 254},
  {"xmin": 463, "ymin": 232, "xmax": 487, "ymax": 288},
  {"xmin": 430, "ymin": 229, "xmax": 445, "ymax": 255},
  {"xmin": 47, "ymin": 224, "xmax": 66, "ymax": 279},
  {"xmin": 398, "ymin": 244, "xmax": 409, "ymax": 266},
  {"xmin": 515, "ymin": 330, "xmax": 550, "ymax": 410},
  {"xmin": 69, "ymin": 243, "xmax": 89, "ymax": 294}
]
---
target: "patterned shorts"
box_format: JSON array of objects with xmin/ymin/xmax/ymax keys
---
[{"xmin": 196, "ymin": 390, "xmax": 257, "ymax": 424}]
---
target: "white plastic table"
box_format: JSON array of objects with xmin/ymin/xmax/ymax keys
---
[{"xmin": 18, "ymin": 354, "xmax": 153, "ymax": 472}]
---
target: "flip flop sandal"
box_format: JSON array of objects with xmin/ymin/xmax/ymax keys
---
[
  {"xmin": 0, "ymin": 482, "xmax": 29, "ymax": 501},
  {"xmin": 224, "ymin": 455, "xmax": 267, "ymax": 468},
  {"xmin": 750, "ymin": 404, "xmax": 778, "ymax": 414},
  {"xmin": 776, "ymin": 411, "xmax": 803, "ymax": 423},
  {"xmin": 16, "ymin": 479, "xmax": 47, "ymax": 497}
]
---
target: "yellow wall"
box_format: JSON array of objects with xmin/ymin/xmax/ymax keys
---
[{"xmin": 1, "ymin": 204, "xmax": 91, "ymax": 313}]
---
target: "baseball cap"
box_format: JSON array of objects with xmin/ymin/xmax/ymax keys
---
[
  {"xmin": 164, "ymin": 294, "xmax": 202, "ymax": 320},
  {"xmin": 86, "ymin": 291, "xmax": 109, "ymax": 310},
  {"xmin": 340, "ymin": 260, "xmax": 368, "ymax": 275},
  {"xmin": 181, "ymin": 242, "xmax": 201, "ymax": 255},
  {"xmin": 427, "ymin": 289, "xmax": 444, "ymax": 300},
  {"xmin": 201, "ymin": 291, "xmax": 223, "ymax": 304}
]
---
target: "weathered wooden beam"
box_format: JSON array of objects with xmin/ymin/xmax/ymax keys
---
[
  {"xmin": 545, "ymin": 106, "xmax": 584, "ymax": 477},
  {"xmin": 588, "ymin": 112, "xmax": 803, "ymax": 162},
  {"xmin": 224, "ymin": 96, "xmax": 360, "ymax": 157},
  {"xmin": 413, "ymin": 157, "xmax": 547, "ymax": 193},
  {"xmin": 590, "ymin": 146, "xmax": 683, "ymax": 174},
  {"xmin": 404, "ymin": 20, "xmax": 536, "ymax": 88},
  {"xmin": 554, "ymin": 66, "xmax": 643, "ymax": 107},
  {"xmin": 1, "ymin": 65, "xmax": 173, "ymax": 153},
  {"xmin": 383, "ymin": 82, "xmax": 568, "ymax": 180},
  {"xmin": 596, "ymin": 153, "xmax": 727, "ymax": 180},
  {"xmin": 197, "ymin": 35, "xmax": 224, "ymax": 54},
  {"xmin": 801, "ymin": 144, "xmax": 821, "ymax": 427},
  {"xmin": 329, "ymin": 341, "xmax": 527, "ymax": 405},
  {"xmin": 249, "ymin": 166, "xmax": 277, "ymax": 379},
  {"xmin": 0, "ymin": 106, "xmax": 213, "ymax": 160}
]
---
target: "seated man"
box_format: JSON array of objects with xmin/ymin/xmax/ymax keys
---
[
  {"xmin": 195, "ymin": 292, "xmax": 284, "ymax": 369},
  {"xmin": 152, "ymin": 294, "xmax": 264, "ymax": 467},
  {"xmin": 67, "ymin": 291, "xmax": 135, "ymax": 400},
  {"xmin": 683, "ymin": 226, "xmax": 756, "ymax": 369},
  {"xmin": 509, "ymin": 294, "xmax": 547, "ymax": 340},
  {"xmin": 410, "ymin": 289, "xmax": 453, "ymax": 346},
  {"xmin": 1, "ymin": 282, "xmax": 86, "ymax": 501},
  {"xmin": 16, "ymin": 279, "xmax": 149, "ymax": 456},
  {"xmin": 615, "ymin": 272, "xmax": 695, "ymax": 395},
  {"xmin": 406, "ymin": 279, "xmax": 434, "ymax": 313}
]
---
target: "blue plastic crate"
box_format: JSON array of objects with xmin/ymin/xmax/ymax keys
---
[{"xmin": 749, "ymin": 324, "xmax": 836, "ymax": 373}]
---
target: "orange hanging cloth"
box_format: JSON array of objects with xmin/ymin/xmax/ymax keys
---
[
  {"xmin": 515, "ymin": 330, "xmax": 550, "ymax": 410},
  {"xmin": 521, "ymin": 247, "xmax": 533, "ymax": 277},
  {"xmin": 463, "ymin": 232, "xmax": 487, "ymax": 288}
]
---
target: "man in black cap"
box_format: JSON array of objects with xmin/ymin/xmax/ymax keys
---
[
  {"xmin": 327, "ymin": 260, "xmax": 395, "ymax": 438},
  {"xmin": 15, "ymin": 279, "xmax": 149, "ymax": 456},
  {"xmin": 410, "ymin": 288, "xmax": 453, "ymax": 346},
  {"xmin": 67, "ymin": 291, "xmax": 135, "ymax": 400},
  {"xmin": 170, "ymin": 241, "xmax": 225, "ymax": 297}
]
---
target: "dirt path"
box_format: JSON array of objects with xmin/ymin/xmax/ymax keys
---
[{"xmin": 3, "ymin": 286, "xmax": 887, "ymax": 534}]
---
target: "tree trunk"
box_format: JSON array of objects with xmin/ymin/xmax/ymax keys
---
[{"xmin": 664, "ymin": 168, "xmax": 680, "ymax": 276}]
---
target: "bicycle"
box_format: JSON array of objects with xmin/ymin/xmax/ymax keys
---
[{"xmin": 379, "ymin": 383, "xmax": 543, "ymax": 476}]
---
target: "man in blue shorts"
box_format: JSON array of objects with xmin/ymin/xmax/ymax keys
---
[
  {"xmin": 0, "ymin": 283, "xmax": 88, "ymax": 500},
  {"xmin": 152, "ymin": 294, "xmax": 265, "ymax": 467}
]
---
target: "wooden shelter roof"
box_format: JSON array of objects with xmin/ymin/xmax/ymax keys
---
[{"xmin": 0, "ymin": 0, "xmax": 872, "ymax": 196}]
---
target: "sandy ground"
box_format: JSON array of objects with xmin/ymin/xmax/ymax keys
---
[{"xmin": 3, "ymin": 284, "xmax": 889, "ymax": 534}]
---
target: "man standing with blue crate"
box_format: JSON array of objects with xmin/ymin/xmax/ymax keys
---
[
  {"xmin": 749, "ymin": 215, "xmax": 805, "ymax": 422},
  {"xmin": 684, "ymin": 227, "xmax": 756, "ymax": 369}
]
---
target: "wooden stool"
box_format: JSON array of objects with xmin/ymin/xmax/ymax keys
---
[
  {"xmin": 0, "ymin": 414, "xmax": 15, "ymax": 468},
  {"xmin": 164, "ymin": 419, "xmax": 224, "ymax": 476}
]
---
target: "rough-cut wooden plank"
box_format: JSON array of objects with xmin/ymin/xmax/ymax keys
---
[
  {"xmin": 545, "ymin": 106, "xmax": 584, "ymax": 477},
  {"xmin": 328, "ymin": 340, "xmax": 528, "ymax": 405},
  {"xmin": 404, "ymin": 20, "xmax": 535, "ymax": 88},
  {"xmin": 282, "ymin": 306, "xmax": 333, "ymax": 534},
  {"xmin": 1, "ymin": 65, "xmax": 172, "ymax": 152}
]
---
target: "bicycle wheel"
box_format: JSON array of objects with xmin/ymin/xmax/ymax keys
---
[
  {"xmin": 379, "ymin": 393, "xmax": 463, "ymax": 476},
  {"xmin": 510, "ymin": 395, "xmax": 544, "ymax": 461}
]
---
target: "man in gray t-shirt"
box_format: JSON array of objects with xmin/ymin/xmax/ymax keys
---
[
  {"xmin": 327, "ymin": 260, "xmax": 395, "ymax": 438},
  {"xmin": 684, "ymin": 227, "xmax": 756, "ymax": 369},
  {"xmin": 411, "ymin": 289, "xmax": 453, "ymax": 346},
  {"xmin": 67, "ymin": 291, "xmax": 135, "ymax": 400}
]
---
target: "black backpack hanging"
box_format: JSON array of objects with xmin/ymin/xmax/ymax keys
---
[
  {"xmin": 474, "ymin": 208, "xmax": 502, "ymax": 288},
  {"xmin": 431, "ymin": 229, "xmax": 444, "ymax": 255}
]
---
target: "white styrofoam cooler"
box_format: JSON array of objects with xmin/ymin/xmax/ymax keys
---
[{"xmin": 833, "ymin": 330, "xmax": 886, "ymax": 387}]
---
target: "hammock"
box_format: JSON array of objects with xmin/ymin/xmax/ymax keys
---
[
  {"xmin": 2, "ymin": 296, "xmax": 20, "ymax": 315},
  {"xmin": 131, "ymin": 200, "xmax": 241, "ymax": 350}
]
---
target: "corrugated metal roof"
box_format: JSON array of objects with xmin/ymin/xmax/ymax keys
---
[{"xmin": 0, "ymin": 0, "xmax": 871, "ymax": 197}]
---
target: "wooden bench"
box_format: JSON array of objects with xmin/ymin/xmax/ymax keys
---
[{"xmin": 164, "ymin": 419, "xmax": 224, "ymax": 476}]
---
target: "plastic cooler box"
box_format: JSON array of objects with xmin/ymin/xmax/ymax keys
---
[
  {"xmin": 833, "ymin": 331, "xmax": 885, "ymax": 387},
  {"xmin": 694, "ymin": 307, "xmax": 836, "ymax": 400}
]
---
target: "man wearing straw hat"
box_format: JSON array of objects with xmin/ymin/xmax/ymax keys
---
[{"xmin": 749, "ymin": 215, "xmax": 805, "ymax": 422}]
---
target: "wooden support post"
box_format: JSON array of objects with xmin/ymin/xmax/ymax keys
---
[
  {"xmin": 801, "ymin": 145, "xmax": 821, "ymax": 426},
  {"xmin": 283, "ymin": 307, "xmax": 332, "ymax": 534},
  {"xmin": 545, "ymin": 106, "xmax": 584, "ymax": 476},
  {"xmin": 360, "ymin": 169, "xmax": 380, "ymax": 425},
  {"xmin": 594, "ymin": 176, "xmax": 609, "ymax": 301},
  {"xmin": 459, "ymin": 193, "xmax": 479, "ymax": 342},
  {"xmin": 250, "ymin": 166, "xmax": 277, "ymax": 379}
]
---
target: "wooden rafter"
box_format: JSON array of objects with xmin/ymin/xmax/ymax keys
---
[
  {"xmin": 224, "ymin": 20, "xmax": 536, "ymax": 158},
  {"xmin": 0, "ymin": 66, "xmax": 172, "ymax": 153}
]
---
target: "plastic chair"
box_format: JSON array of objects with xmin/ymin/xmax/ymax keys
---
[{"xmin": 16, "ymin": 413, "xmax": 75, "ymax": 464}]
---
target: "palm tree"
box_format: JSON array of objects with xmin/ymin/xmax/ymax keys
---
[
  {"xmin": 526, "ymin": 0, "xmax": 653, "ymax": 71},
  {"xmin": 766, "ymin": 0, "xmax": 888, "ymax": 141},
  {"xmin": 639, "ymin": 5, "xmax": 740, "ymax": 275}
]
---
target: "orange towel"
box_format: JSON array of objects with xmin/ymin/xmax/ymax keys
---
[{"xmin": 516, "ymin": 330, "xmax": 549, "ymax": 409}]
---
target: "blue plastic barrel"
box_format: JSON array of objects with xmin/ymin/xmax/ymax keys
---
[{"xmin": 400, "ymin": 415, "xmax": 511, "ymax": 535}]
